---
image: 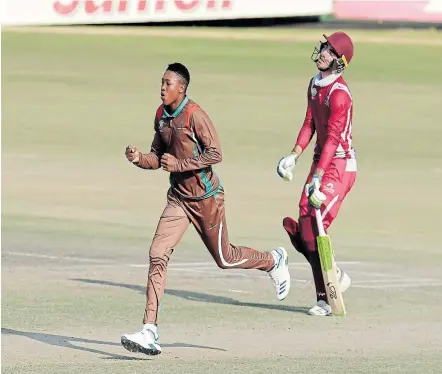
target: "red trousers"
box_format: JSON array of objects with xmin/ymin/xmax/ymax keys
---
[{"xmin": 299, "ymin": 158, "xmax": 356, "ymax": 230}]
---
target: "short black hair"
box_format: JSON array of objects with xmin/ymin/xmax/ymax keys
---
[{"xmin": 166, "ymin": 62, "xmax": 190, "ymax": 87}]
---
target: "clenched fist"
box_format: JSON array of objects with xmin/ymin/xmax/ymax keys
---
[
  {"xmin": 160, "ymin": 153, "xmax": 179, "ymax": 172},
  {"xmin": 125, "ymin": 145, "xmax": 141, "ymax": 164}
]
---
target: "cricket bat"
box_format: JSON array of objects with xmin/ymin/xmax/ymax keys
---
[{"xmin": 315, "ymin": 208, "xmax": 346, "ymax": 317}]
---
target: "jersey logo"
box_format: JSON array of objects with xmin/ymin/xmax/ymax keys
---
[
  {"xmin": 323, "ymin": 182, "xmax": 335, "ymax": 194},
  {"xmin": 158, "ymin": 119, "xmax": 165, "ymax": 131},
  {"xmin": 175, "ymin": 121, "xmax": 187, "ymax": 130},
  {"xmin": 311, "ymin": 87, "xmax": 317, "ymax": 98}
]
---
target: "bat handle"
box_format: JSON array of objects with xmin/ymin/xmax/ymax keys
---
[{"xmin": 315, "ymin": 209, "xmax": 326, "ymax": 237}]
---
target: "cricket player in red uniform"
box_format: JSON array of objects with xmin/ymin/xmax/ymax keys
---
[
  {"xmin": 121, "ymin": 63, "xmax": 291, "ymax": 355},
  {"xmin": 277, "ymin": 32, "xmax": 356, "ymax": 316}
]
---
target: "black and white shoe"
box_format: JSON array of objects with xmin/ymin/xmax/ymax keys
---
[{"xmin": 121, "ymin": 324, "xmax": 161, "ymax": 356}]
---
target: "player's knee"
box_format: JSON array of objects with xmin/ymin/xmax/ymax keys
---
[
  {"xmin": 299, "ymin": 215, "xmax": 317, "ymax": 253},
  {"xmin": 283, "ymin": 216, "xmax": 305, "ymax": 254},
  {"xmin": 283, "ymin": 216, "xmax": 299, "ymax": 235}
]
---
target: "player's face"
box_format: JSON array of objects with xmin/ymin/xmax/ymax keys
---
[
  {"xmin": 161, "ymin": 71, "xmax": 185, "ymax": 106},
  {"xmin": 316, "ymin": 44, "xmax": 337, "ymax": 72}
]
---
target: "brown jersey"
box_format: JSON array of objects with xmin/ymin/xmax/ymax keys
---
[{"xmin": 136, "ymin": 97, "xmax": 222, "ymax": 200}]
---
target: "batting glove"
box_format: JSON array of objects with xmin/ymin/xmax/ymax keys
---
[
  {"xmin": 277, "ymin": 153, "xmax": 298, "ymax": 181},
  {"xmin": 305, "ymin": 174, "xmax": 326, "ymax": 209}
]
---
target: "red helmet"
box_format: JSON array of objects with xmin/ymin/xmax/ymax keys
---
[{"xmin": 324, "ymin": 31, "xmax": 354, "ymax": 67}]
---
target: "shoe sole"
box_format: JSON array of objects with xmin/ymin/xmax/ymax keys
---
[
  {"xmin": 121, "ymin": 336, "xmax": 161, "ymax": 356},
  {"xmin": 307, "ymin": 310, "xmax": 332, "ymax": 316}
]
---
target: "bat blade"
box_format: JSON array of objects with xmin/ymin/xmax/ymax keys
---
[{"xmin": 317, "ymin": 234, "xmax": 346, "ymax": 317}]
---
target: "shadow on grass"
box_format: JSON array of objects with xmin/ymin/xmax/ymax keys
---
[
  {"xmin": 72, "ymin": 278, "xmax": 310, "ymax": 314},
  {"xmin": 2, "ymin": 327, "xmax": 226, "ymax": 360},
  {"xmin": 1, "ymin": 328, "xmax": 147, "ymax": 360}
]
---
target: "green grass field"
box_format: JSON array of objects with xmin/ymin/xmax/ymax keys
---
[{"xmin": 2, "ymin": 26, "xmax": 442, "ymax": 373}]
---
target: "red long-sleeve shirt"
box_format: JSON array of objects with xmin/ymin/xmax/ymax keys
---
[{"xmin": 296, "ymin": 73, "xmax": 355, "ymax": 172}]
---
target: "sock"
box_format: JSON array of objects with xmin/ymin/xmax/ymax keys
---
[
  {"xmin": 309, "ymin": 252, "xmax": 328, "ymax": 302},
  {"xmin": 143, "ymin": 323, "xmax": 157, "ymax": 335},
  {"xmin": 270, "ymin": 250, "xmax": 278, "ymax": 271}
]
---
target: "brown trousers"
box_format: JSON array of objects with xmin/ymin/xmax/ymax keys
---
[{"xmin": 143, "ymin": 188, "xmax": 275, "ymax": 324}]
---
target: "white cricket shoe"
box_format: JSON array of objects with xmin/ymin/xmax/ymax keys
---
[
  {"xmin": 307, "ymin": 268, "xmax": 351, "ymax": 316},
  {"xmin": 268, "ymin": 247, "xmax": 291, "ymax": 301},
  {"xmin": 121, "ymin": 324, "xmax": 161, "ymax": 356},
  {"xmin": 308, "ymin": 300, "xmax": 332, "ymax": 316},
  {"xmin": 337, "ymin": 267, "xmax": 352, "ymax": 293}
]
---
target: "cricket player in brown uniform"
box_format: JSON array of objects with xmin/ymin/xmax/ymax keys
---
[
  {"xmin": 277, "ymin": 32, "xmax": 356, "ymax": 316},
  {"xmin": 121, "ymin": 63, "xmax": 291, "ymax": 355}
]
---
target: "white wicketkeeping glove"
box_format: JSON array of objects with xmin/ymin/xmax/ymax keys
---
[
  {"xmin": 277, "ymin": 153, "xmax": 298, "ymax": 181},
  {"xmin": 305, "ymin": 174, "xmax": 326, "ymax": 209}
]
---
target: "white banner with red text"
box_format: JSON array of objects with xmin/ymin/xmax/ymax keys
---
[
  {"xmin": 334, "ymin": 0, "xmax": 442, "ymax": 23},
  {"xmin": 2, "ymin": 0, "xmax": 333, "ymax": 26}
]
